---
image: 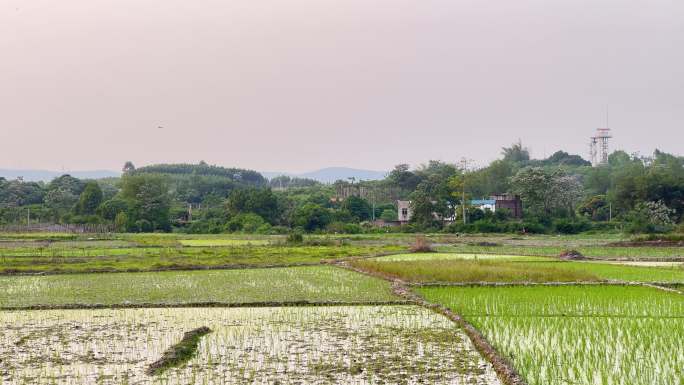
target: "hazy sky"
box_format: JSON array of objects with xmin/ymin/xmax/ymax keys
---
[{"xmin": 1, "ymin": 0, "xmax": 683, "ymax": 173}]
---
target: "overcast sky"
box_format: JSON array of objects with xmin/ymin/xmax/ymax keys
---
[{"xmin": 1, "ymin": 0, "xmax": 682, "ymax": 173}]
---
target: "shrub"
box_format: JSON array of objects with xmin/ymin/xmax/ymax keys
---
[
  {"xmin": 226, "ymin": 213, "xmax": 266, "ymax": 233},
  {"xmin": 552, "ymin": 218, "xmax": 592, "ymax": 234},
  {"xmin": 286, "ymin": 230, "xmax": 304, "ymax": 244}
]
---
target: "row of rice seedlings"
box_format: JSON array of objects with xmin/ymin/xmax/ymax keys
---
[
  {"xmin": 419, "ymin": 285, "xmax": 684, "ymax": 385},
  {"xmin": 0, "ymin": 306, "xmax": 500, "ymax": 384},
  {"xmin": 0, "ymin": 266, "xmax": 397, "ymax": 307}
]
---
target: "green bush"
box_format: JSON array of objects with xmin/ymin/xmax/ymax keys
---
[
  {"xmin": 552, "ymin": 218, "xmax": 592, "ymax": 234},
  {"xmin": 286, "ymin": 230, "xmax": 304, "ymax": 244},
  {"xmin": 226, "ymin": 213, "xmax": 266, "ymax": 233}
]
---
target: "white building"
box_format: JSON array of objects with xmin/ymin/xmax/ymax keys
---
[{"xmin": 397, "ymin": 200, "xmax": 412, "ymax": 223}]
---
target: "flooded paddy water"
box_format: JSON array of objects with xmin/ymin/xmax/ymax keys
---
[{"xmin": 0, "ymin": 305, "xmax": 500, "ymax": 385}]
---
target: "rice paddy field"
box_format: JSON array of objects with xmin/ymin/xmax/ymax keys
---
[
  {"xmin": 436, "ymin": 244, "xmax": 684, "ymax": 260},
  {"xmin": 354, "ymin": 251, "xmax": 684, "ymax": 283},
  {"xmin": 0, "ymin": 306, "xmax": 500, "ymax": 385},
  {"xmin": 0, "ymin": 266, "xmax": 397, "ymax": 309},
  {"xmin": 2, "ymin": 232, "xmax": 684, "ymax": 384},
  {"xmin": 418, "ymin": 285, "xmax": 684, "ymax": 385},
  {"xmin": 0, "ymin": 239, "xmax": 403, "ymax": 274}
]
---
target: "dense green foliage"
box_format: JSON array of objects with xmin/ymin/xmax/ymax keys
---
[{"xmin": 2, "ymin": 146, "xmax": 683, "ymax": 234}]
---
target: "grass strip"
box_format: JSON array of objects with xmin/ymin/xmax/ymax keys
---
[{"xmin": 146, "ymin": 326, "xmax": 212, "ymax": 376}]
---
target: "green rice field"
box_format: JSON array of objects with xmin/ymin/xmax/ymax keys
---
[
  {"xmin": 354, "ymin": 255, "xmax": 684, "ymax": 283},
  {"xmin": 0, "ymin": 266, "xmax": 397, "ymax": 308},
  {"xmin": 2, "ymin": 232, "xmax": 683, "ymax": 384},
  {"xmin": 437, "ymin": 244, "xmax": 684, "ymax": 259},
  {"xmin": 0, "ymin": 243, "xmax": 403, "ymax": 274},
  {"xmin": 418, "ymin": 285, "xmax": 684, "ymax": 385}
]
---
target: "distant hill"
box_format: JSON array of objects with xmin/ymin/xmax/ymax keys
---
[
  {"xmin": 2, "ymin": 165, "xmax": 388, "ymax": 184},
  {"xmin": 0, "ymin": 169, "xmax": 120, "ymax": 182},
  {"xmin": 133, "ymin": 163, "xmax": 265, "ymax": 185},
  {"xmin": 264, "ymin": 167, "xmax": 387, "ymax": 184}
]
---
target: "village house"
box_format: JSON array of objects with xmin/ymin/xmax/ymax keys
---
[{"xmin": 386, "ymin": 194, "xmax": 522, "ymax": 225}]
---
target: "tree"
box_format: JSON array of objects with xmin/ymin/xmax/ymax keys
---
[
  {"xmin": 380, "ymin": 208, "xmax": 398, "ymax": 221},
  {"xmin": 75, "ymin": 182, "xmax": 103, "ymax": 215},
  {"xmin": 501, "ymin": 141, "xmax": 530, "ymax": 164},
  {"xmin": 341, "ymin": 196, "xmax": 371, "ymax": 221},
  {"xmin": 408, "ymin": 188, "xmax": 437, "ymax": 228},
  {"xmin": 122, "ymin": 161, "xmax": 136, "ymax": 173},
  {"xmin": 510, "ymin": 167, "xmax": 582, "ymax": 217},
  {"xmin": 114, "ymin": 212, "xmax": 128, "ymax": 232},
  {"xmin": 467, "ymin": 160, "xmax": 514, "ymax": 197},
  {"xmin": 97, "ymin": 198, "xmax": 129, "ymax": 221},
  {"xmin": 627, "ymin": 200, "xmax": 676, "ymax": 233},
  {"xmin": 44, "ymin": 187, "xmax": 78, "ymax": 213},
  {"xmin": 120, "ymin": 174, "xmax": 171, "ymax": 231},
  {"xmin": 549, "ymin": 174, "xmax": 584, "ymax": 214},
  {"xmin": 543, "ymin": 151, "xmax": 591, "ymax": 167},
  {"xmin": 225, "ymin": 188, "xmax": 279, "ymax": 224},
  {"xmin": 0, "ymin": 178, "xmax": 45, "ymax": 207},
  {"xmin": 578, "ymin": 195, "xmax": 611, "ymax": 221},
  {"xmin": 388, "ymin": 164, "xmax": 420, "ymax": 191},
  {"xmin": 292, "ymin": 203, "xmax": 331, "ymax": 231}
]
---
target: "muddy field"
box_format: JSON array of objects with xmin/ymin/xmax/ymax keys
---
[{"xmin": 0, "ymin": 306, "xmax": 500, "ymax": 385}]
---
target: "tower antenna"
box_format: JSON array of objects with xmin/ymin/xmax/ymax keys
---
[{"xmin": 590, "ymin": 107, "xmax": 612, "ymax": 167}]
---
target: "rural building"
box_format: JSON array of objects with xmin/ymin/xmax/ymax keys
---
[
  {"xmin": 470, "ymin": 199, "xmax": 496, "ymax": 212},
  {"xmin": 397, "ymin": 200, "xmax": 412, "ymax": 224},
  {"xmin": 470, "ymin": 194, "xmax": 523, "ymax": 218},
  {"xmin": 395, "ymin": 194, "xmax": 522, "ymax": 225},
  {"xmin": 491, "ymin": 194, "xmax": 523, "ymax": 218}
]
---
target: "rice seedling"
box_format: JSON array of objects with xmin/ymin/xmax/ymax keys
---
[
  {"xmin": 0, "ymin": 266, "xmax": 398, "ymax": 308},
  {"xmin": 0, "ymin": 306, "xmax": 501, "ymax": 384},
  {"xmin": 419, "ymin": 285, "xmax": 684, "ymax": 385}
]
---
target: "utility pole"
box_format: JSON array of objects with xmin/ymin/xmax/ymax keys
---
[
  {"xmin": 27, "ymin": 208, "xmax": 30, "ymax": 227},
  {"xmin": 609, "ymin": 203, "xmax": 612, "ymax": 222},
  {"xmin": 460, "ymin": 158, "xmax": 472, "ymax": 224}
]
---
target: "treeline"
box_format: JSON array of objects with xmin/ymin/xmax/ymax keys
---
[{"xmin": 1, "ymin": 146, "xmax": 683, "ymax": 234}]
